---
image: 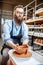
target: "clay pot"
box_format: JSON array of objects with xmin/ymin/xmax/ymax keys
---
[
  {"xmin": 15, "ymin": 44, "xmax": 28, "ymax": 54},
  {"xmin": 42, "ymin": 40, "xmax": 43, "ymax": 44},
  {"xmin": 41, "ymin": 40, "xmax": 42, "ymax": 44},
  {"xmin": 22, "ymin": 47, "xmax": 28, "ymax": 54},
  {"xmin": 41, "ymin": 40, "xmax": 43, "ymax": 44},
  {"xmin": 35, "ymin": 39, "xmax": 38, "ymax": 42},
  {"xmin": 38, "ymin": 39, "xmax": 41, "ymax": 43},
  {"xmin": 22, "ymin": 44, "xmax": 28, "ymax": 54},
  {"xmin": 40, "ymin": 24, "xmax": 43, "ymax": 27}
]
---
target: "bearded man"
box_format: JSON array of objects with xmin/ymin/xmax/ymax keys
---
[{"xmin": 1, "ymin": 5, "xmax": 29, "ymax": 65}]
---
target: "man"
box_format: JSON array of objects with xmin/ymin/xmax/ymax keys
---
[{"xmin": 1, "ymin": 5, "xmax": 28, "ymax": 65}]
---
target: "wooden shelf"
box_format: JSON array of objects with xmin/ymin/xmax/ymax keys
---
[
  {"xmin": 34, "ymin": 27, "xmax": 43, "ymax": 29},
  {"xmin": 25, "ymin": 17, "xmax": 43, "ymax": 24},
  {"xmin": 28, "ymin": 33, "xmax": 43, "ymax": 38},
  {"xmin": 25, "ymin": 19, "xmax": 34, "ymax": 24},
  {"xmin": 34, "ymin": 42, "xmax": 43, "ymax": 46},
  {"xmin": 33, "ymin": 33, "xmax": 43, "ymax": 38},
  {"xmin": 28, "ymin": 27, "xmax": 34, "ymax": 29},
  {"xmin": 28, "ymin": 27, "xmax": 43, "ymax": 29},
  {"xmin": 28, "ymin": 34, "xmax": 33, "ymax": 36},
  {"xmin": 35, "ymin": 8, "xmax": 43, "ymax": 16}
]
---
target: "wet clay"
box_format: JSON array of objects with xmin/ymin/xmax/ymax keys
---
[
  {"xmin": 13, "ymin": 51, "xmax": 32, "ymax": 58},
  {"xmin": 13, "ymin": 44, "xmax": 32, "ymax": 58}
]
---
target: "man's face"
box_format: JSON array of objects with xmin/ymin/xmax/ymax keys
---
[{"xmin": 13, "ymin": 8, "xmax": 24, "ymax": 23}]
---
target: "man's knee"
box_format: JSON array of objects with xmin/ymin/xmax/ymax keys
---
[
  {"xmin": 3, "ymin": 48, "xmax": 9, "ymax": 56},
  {"xmin": 2, "ymin": 48, "xmax": 9, "ymax": 61}
]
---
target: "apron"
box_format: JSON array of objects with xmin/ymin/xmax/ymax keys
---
[
  {"xmin": 1, "ymin": 21, "xmax": 22, "ymax": 54},
  {"xmin": 11, "ymin": 21, "xmax": 22, "ymax": 45}
]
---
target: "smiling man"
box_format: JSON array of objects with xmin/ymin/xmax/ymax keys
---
[{"xmin": 1, "ymin": 5, "xmax": 29, "ymax": 65}]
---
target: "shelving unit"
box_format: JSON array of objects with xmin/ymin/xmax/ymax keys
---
[{"xmin": 24, "ymin": 1, "xmax": 43, "ymax": 52}]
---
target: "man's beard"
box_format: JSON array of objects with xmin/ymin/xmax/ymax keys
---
[{"xmin": 14, "ymin": 15, "xmax": 23, "ymax": 25}]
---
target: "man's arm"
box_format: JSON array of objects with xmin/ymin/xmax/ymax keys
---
[
  {"xmin": 3, "ymin": 21, "xmax": 16, "ymax": 49},
  {"xmin": 6, "ymin": 40, "xmax": 16, "ymax": 49},
  {"xmin": 22, "ymin": 24, "xmax": 29, "ymax": 45}
]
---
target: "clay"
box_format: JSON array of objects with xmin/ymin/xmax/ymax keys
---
[
  {"xmin": 13, "ymin": 51, "xmax": 32, "ymax": 58},
  {"xmin": 15, "ymin": 44, "xmax": 28, "ymax": 54},
  {"xmin": 13, "ymin": 44, "xmax": 32, "ymax": 58},
  {"xmin": 22, "ymin": 44, "xmax": 28, "ymax": 48}
]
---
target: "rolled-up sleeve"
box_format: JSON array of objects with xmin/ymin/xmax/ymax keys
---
[{"xmin": 3, "ymin": 22, "xmax": 13, "ymax": 44}]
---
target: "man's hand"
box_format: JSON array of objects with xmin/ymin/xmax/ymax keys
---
[
  {"xmin": 23, "ymin": 40, "xmax": 28, "ymax": 45},
  {"xmin": 14, "ymin": 44, "xmax": 19, "ymax": 50},
  {"xmin": 14, "ymin": 44, "xmax": 23, "ymax": 54},
  {"xmin": 14, "ymin": 43, "xmax": 29, "ymax": 54},
  {"xmin": 22, "ymin": 44, "xmax": 28, "ymax": 48}
]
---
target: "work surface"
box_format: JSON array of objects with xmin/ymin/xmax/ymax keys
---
[{"xmin": 8, "ymin": 49, "xmax": 41, "ymax": 65}]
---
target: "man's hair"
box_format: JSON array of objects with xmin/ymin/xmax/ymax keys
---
[{"xmin": 13, "ymin": 5, "xmax": 23, "ymax": 11}]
